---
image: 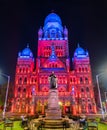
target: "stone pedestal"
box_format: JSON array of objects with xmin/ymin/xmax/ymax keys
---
[{"xmin": 45, "ymin": 89, "xmax": 62, "ymax": 119}]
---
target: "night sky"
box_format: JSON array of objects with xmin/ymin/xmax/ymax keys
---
[{"xmin": 0, "ymin": 0, "xmax": 107, "ymax": 84}]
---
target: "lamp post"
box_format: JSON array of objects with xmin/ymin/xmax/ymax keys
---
[
  {"xmin": 0, "ymin": 72, "xmax": 10, "ymax": 119},
  {"xmin": 104, "ymin": 92, "xmax": 107, "ymax": 113},
  {"xmin": 96, "ymin": 72, "xmax": 105, "ymax": 119}
]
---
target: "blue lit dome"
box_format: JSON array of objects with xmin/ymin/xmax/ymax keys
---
[
  {"xmin": 18, "ymin": 45, "xmax": 33, "ymax": 58},
  {"xmin": 43, "ymin": 12, "xmax": 63, "ymax": 39},
  {"xmin": 75, "ymin": 47, "xmax": 85, "ymax": 55},
  {"xmin": 44, "ymin": 13, "xmax": 62, "ymax": 25},
  {"xmin": 74, "ymin": 44, "xmax": 89, "ymax": 57}
]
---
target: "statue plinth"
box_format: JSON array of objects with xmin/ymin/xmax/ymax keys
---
[{"xmin": 45, "ymin": 89, "xmax": 62, "ymax": 119}]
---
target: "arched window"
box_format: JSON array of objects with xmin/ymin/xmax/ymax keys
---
[
  {"xmin": 86, "ymin": 87, "xmax": 89, "ymax": 92},
  {"xmin": 51, "ymin": 30, "xmax": 56, "ymax": 38},
  {"xmin": 82, "ymin": 99, "xmax": 85, "ymax": 102},
  {"xmin": 82, "ymin": 68, "xmax": 84, "ymax": 72},
  {"xmin": 35, "ymin": 79, "xmax": 37, "ymax": 83},
  {"xmin": 88, "ymin": 104, "xmax": 92, "ymax": 110},
  {"xmin": 85, "ymin": 77, "xmax": 89, "ymax": 83},
  {"xmin": 19, "ymin": 77, "xmax": 22, "ymax": 84},
  {"xmin": 85, "ymin": 67, "xmax": 88, "ymax": 72},
  {"xmin": 88, "ymin": 99, "xmax": 90, "ymax": 102},
  {"xmin": 23, "ymin": 88, "xmax": 26, "ymax": 92},
  {"xmin": 80, "ymin": 77, "xmax": 83, "ymax": 83},
  {"xmin": 24, "ymin": 77, "xmax": 27, "ymax": 84},
  {"xmin": 17, "ymin": 99, "xmax": 20, "ymax": 102},
  {"xmin": 70, "ymin": 78, "xmax": 72, "ymax": 82},
  {"xmin": 19, "ymin": 68, "xmax": 21, "ymax": 73},
  {"xmin": 18, "ymin": 87, "xmax": 21, "ymax": 92},
  {"xmin": 81, "ymin": 88, "xmax": 84, "ymax": 92},
  {"xmin": 79, "ymin": 67, "xmax": 81, "ymax": 72}
]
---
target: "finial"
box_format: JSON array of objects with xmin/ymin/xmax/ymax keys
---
[
  {"xmin": 77, "ymin": 43, "xmax": 80, "ymax": 48},
  {"xmin": 27, "ymin": 43, "xmax": 29, "ymax": 48}
]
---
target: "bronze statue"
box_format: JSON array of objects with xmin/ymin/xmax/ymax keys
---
[{"xmin": 49, "ymin": 71, "xmax": 57, "ymax": 89}]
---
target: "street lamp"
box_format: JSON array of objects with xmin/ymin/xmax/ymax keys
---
[
  {"xmin": 104, "ymin": 92, "xmax": 107, "ymax": 113},
  {"xmin": 0, "ymin": 72, "xmax": 10, "ymax": 119},
  {"xmin": 96, "ymin": 72, "xmax": 105, "ymax": 119}
]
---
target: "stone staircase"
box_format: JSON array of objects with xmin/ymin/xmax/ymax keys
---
[{"xmin": 43, "ymin": 119, "xmax": 64, "ymax": 128}]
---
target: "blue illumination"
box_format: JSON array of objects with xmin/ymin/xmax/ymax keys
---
[
  {"xmin": 49, "ymin": 44, "xmax": 57, "ymax": 60},
  {"xmin": 43, "ymin": 13, "xmax": 63, "ymax": 40},
  {"xmin": 74, "ymin": 44, "xmax": 89, "ymax": 58},
  {"xmin": 38, "ymin": 12, "xmax": 69, "ymax": 40},
  {"xmin": 18, "ymin": 45, "xmax": 33, "ymax": 58},
  {"xmin": 42, "ymin": 68, "xmax": 64, "ymax": 71},
  {"xmin": 44, "ymin": 13, "xmax": 62, "ymax": 25}
]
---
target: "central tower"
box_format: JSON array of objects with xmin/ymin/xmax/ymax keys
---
[{"xmin": 37, "ymin": 12, "xmax": 70, "ymax": 92}]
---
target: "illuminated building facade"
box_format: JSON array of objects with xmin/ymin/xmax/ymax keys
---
[{"xmin": 12, "ymin": 12, "xmax": 97, "ymax": 115}]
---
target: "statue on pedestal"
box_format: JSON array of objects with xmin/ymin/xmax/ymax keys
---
[
  {"xmin": 49, "ymin": 71, "xmax": 57, "ymax": 89},
  {"xmin": 46, "ymin": 71, "xmax": 61, "ymax": 119}
]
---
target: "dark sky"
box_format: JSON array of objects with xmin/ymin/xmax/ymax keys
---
[{"xmin": 0, "ymin": 0, "xmax": 107, "ymax": 84}]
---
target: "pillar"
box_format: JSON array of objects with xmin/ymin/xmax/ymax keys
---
[
  {"xmin": 63, "ymin": 105, "xmax": 66, "ymax": 115},
  {"xmin": 42, "ymin": 105, "xmax": 44, "ymax": 115},
  {"xmin": 79, "ymin": 105, "xmax": 81, "ymax": 114},
  {"xmin": 72, "ymin": 105, "xmax": 76, "ymax": 115}
]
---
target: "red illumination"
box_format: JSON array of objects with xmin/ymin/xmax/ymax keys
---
[{"xmin": 12, "ymin": 13, "xmax": 97, "ymax": 115}]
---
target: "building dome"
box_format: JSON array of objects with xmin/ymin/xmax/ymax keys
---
[
  {"xmin": 75, "ymin": 47, "xmax": 85, "ymax": 55},
  {"xmin": 43, "ymin": 12, "xmax": 63, "ymax": 39},
  {"xmin": 44, "ymin": 13, "xmax": 62, "ymax": 25},
  {"xmin": 18, "ymin": 45, "xmax": 33, "ymax": 58},
  {"xmin": 74, "ymin": 44, "xmax": 89, "ymax": 57}
]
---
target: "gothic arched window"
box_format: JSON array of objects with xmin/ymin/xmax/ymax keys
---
[
  {"xmin": 88, "ymin": 104, "xmax": 92, "ymax": 110},
  {"xmin": 81, "ymin": 88, "xmax": 84, "ymax": 92},
  {"xmin": 80, "ymin": 77, "xmax": 83, "ymax": 83},
  {"xmin": 24, "ymin": 77, "xmax": 27, "ymax": 84},
  {"xmin": 18, "ymin": 87, "xmax": 21, "ymax": 92},
  {"xmin": 85, "ymin": 67, "xmax": 88, "ymax": 72},
  {"xmin": 85, "ymin": 77, "xmax": 89, "ymax": 83},
  {"xmin": 51, "ymin": 30, "xmax": 56, "ymax": 38},
  {"xmin": 23, "ymin": 88, "xmax": 26, "ymax": 92},
  {"xmin": 70, "ymin": 78, "xmax": 72, "ymax": 82},
  {"xmin": 86, "ymin": 87, "xmax": 89, "ymax": 92},
  {"xmin": 79, "ymin": 67, "xmax": 81, "ymax": 72},
  {"xmin": 19, "ymin": 68, "xmax": 21, "ymax": 73},
  {"xmin": 82, "ymin": 68, "xmax": 84, "ymax": 72},
  {"xmin": 19, "ymin": 77, "xmax": 22, "ymax": 84}
]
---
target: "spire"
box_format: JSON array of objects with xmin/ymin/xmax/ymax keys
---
[
  {"xmin": 77, "ymin": 43, "xmax": 80, "ymax": 48},
  {"xmin": 27, "ymin": 43, "xmax": 29, "ymax": 48}
]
